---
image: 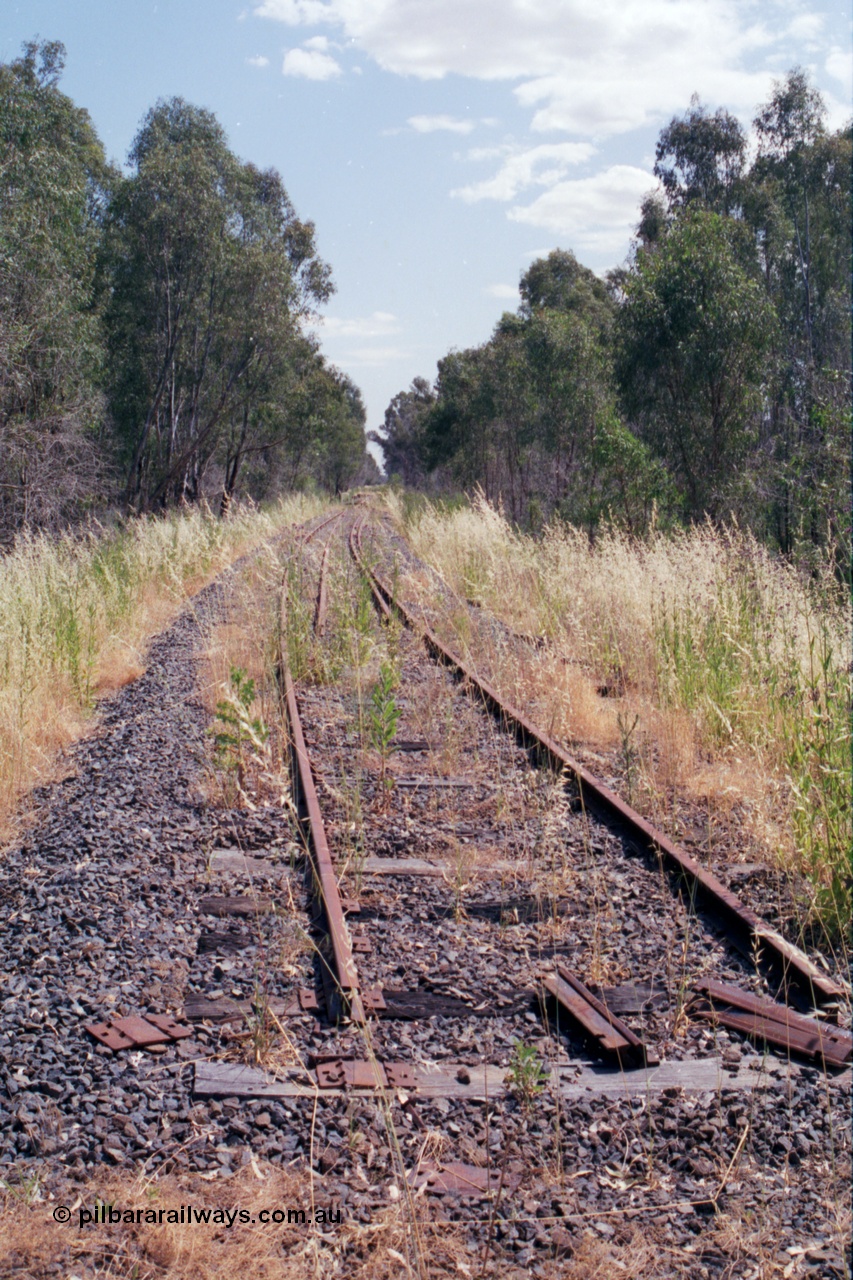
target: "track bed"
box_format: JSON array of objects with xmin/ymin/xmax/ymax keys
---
[{"xmin": 0, "ymin": 505, "xmax": 849, "ymax": 1279}]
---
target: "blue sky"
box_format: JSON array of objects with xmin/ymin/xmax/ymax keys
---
[{"xmin": 2, "ymin": 1, "xmax": 850, "ymax": 448}]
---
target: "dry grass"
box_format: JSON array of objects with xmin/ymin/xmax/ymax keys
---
[
  {"xmin": 3, "ymin": 1160, "xmax": 842, "ymax": 1279},
  {"xmin": 199, "ymin": 535, "xmax": 293, "ymax": 808},
  {"xmin": 0, "ymin": 1163, "xmax": 467, "ymax": 1279},
  {"xmin": 0, "ymin": 496, "xmax": 325, "ymax": 840},
  {"xmin": 0, "ymin": 503, "xmax": 832, "ymax": 1280},
  {"xmin": 394, "ymin": 492, "xmax": 851, "ymax": 947}
]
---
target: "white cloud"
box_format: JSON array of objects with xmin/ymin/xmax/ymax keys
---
[
  {"xmin": 784, "ymin": 13, "xmax": 824, "ymax": 46},
  {"xmin": 311, "ymin": 311, "xmax": 411, "ymax": 367},
  {"xmin": 304, "ymin": 34, "xmax": 331, "ymax": 50},
  {"xmin": 282, "ymin": 46, "xmax": 342, "ymax": 79},
  {"xmin": 246, "ymin": 54, "xmax": 270, "ymax": 67},
  {"xmin": 826, "ymin": 46, "xmax": 852, "ymax": 91},
  {"xmin": 317, "ymin": 311, "xmax": 401, "ymax": 339},
  {"xmin": 508, "ymin": 164, "xmax": 656, "ymax": 260},
  {"xmin": 256, "ymin": 0, "xmax": 332, "ymax": 22},
  {"xmin": 257, "ymin": 0, "xmax": 845, "ymax": 268},
  {"xmin": 341, "ymin": 345, "xmax": 413, "ymax": 367},
  {"xmin": 408, "ymin": 114, "xmax": 475, "ymax": 134},
  {"xmin": 484, "ymin": 283, "xmax": 518, "ymax": 299},
  {"xmin": 467, "ymin": 145, "xmax": 507, "ymax": 161},
  {"xmin": 255, "ymin": 0, "xmax": 811, "ymax": 138},
  {"xmin": 453, "ymin": 141, "xmax": 595, "ymax": 202}
]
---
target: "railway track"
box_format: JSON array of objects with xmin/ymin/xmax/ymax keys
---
[
  {"xmin": 347, "ymin": 515, "xmax": 846, "ymax": 1016},
  {"xmin": 3, "ymin": 501, "xmax": 849, "ymax": 1278},
  {"xmin": 197, "ymin": 504, "xmax": 849, "ymax": 1094}
]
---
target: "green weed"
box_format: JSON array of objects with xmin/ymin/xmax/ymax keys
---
[
  {"xmin": 367, "ymin": 660, "xmax": 401, "ymax": 803},
  {"xmin": 212, "ymin": 665, "xmax": 270, "ymax": 791},
  {"xmin": 367, "ymin": 660, "xmax": 401, "ymax": 756},
  {"xmin": 505, "ymin": 1040, "xmax": 547, "ymax": 1111}
]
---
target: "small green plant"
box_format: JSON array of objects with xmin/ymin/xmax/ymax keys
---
[
  {"xmin": 506, "ymin": 1040, "xmax": 546, "ymax": 1111},
  {"xmin": 367, "ymin": 660, "xmax": 401, "ymax": 799},
  {"xmin": 213, "ymin": 665, "xmax": 269, "ymax": 791},
  {"xmin": 246, "ymin": 986, "xmax": 277, "ymax": 1065},
  {"xmin": 0, "ymin": 1170, "xmax": 43, "ymax": 1205},
  {"xmin": 336, "ymin": 763, "xmax": 368, "ymax": 892},
  {"xmin": 282, "ymin": 561, "xmax": 314, "ymax": 680}
]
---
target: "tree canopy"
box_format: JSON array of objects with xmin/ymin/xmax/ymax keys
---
[
  {"xmin": 618, "ymin": 210, "xmax": 775, "ymax": 519},
  {"xmin": 374, "ymin": 69, "xmax": 850, "ymax": 563},
  {"xmin": 0, "ymin": 40, "xmax": 114, "ymax": 535},
  {"xmin": 0, "ymin": 42, "xmax": 371, "ymax": 539}
]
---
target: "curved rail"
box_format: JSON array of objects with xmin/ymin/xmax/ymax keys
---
[
  {"xmin": 349, "ymin": 515, "xmax": 845, "ymax": 1012},
  {"xmin": 295, "ymin": 505, "xmax": 345, "ymax": 547}
]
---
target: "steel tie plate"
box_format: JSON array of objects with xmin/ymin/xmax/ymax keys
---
[
  {"xmin": 112, "ymin": 1016, "xmax": 173, "ymax": 1046},
  {"xmin": 361, "ymin": 987, "xmax": 387, "ymax": 1013},
  {"xmin": 348, "ymin": 1060, "xmax": 388, "ymax": 1089},
  {"xmin": 408, "ymin": 1161, "xmax": 510, "ymax": 1197},
  {"xmin": 84, "ymin": 1015, "xmax": 177, "ymax": 1051},
  {"xmin": 145, "ymin": 1014, "xmax": 193, "ymax": 1040},
  {"xmin": 385, "ymin": 1062, "xmax": 417, "ymax": 1089},
  {"xmin": 297, "ymin": 987, "xmax": 321, "ymax": 1013},
  {"xmin": 85, "ymin": 1021, "xmax": 136, "ymax": 1052},
  {"xmin": 314, "ymin": 1058, "xmax": 390, "ymax": 1089},
  {"xmin": 316, "ymin": 1060, "xmax": 347, "ymax": 1088}
]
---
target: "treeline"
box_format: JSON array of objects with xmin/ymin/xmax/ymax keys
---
[
  {"xmin": 0, "ymin": 40, "xmax": 374, "ymax": 542},
  {"xmin": 373, "ymin": 71, "xmax": 850, "ymax": 560}
]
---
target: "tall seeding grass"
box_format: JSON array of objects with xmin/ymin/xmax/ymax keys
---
[
  {"xmin": 401, "ymin": 494, "xmax": 851, "ymax": 947},
  {"xmin": 0, "ymin": 497, "xmax": 324, "ymax": 828}
]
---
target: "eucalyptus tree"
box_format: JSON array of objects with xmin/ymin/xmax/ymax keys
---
[
  {"xmin": 103, "ymin": 98, "xmax": 334, "ymax": 510},
  {"xmin": 423, "ymin": 346, "xmax": 487, "ymax": 487},
  {"xmin": 214, "ymin": 166, "xmax": 333, "ymax": 510},
  {"xmin": 618, "ymin": 210, "xmax": 775, "ymax": 520},
  {"xmin": 313, "ymin": 370, "xmax": 369, "ymax": 495},
  {"xmin": 388, "ymin": 73, "xmax": 848, "ymax": 545},
  {"xmin": 368, "ymin": 377, "xmax": 435, "ymax": 486},
  {"xmin": 744, "ymin": 71, "xmax": 851, "ymax": 553},
  {"xmin": 654, "ymin": 96, "xmax": 747, "ymax": 215},
  {"xmin": 0, "ymin": 40, "xmax": 114, "ymax": 538},
  {"xmin": 517, "ymin": 263, "xmax": 611, "ymax": 444},
  {"xmin": 519, "ymin": 248, "xmax": 614, "ymax": 334},
  {"xmin": 420, "ymin": 247, "xmax": 664, "ymax": 527},
  {"xmin": 229, "ymin": 341, "xmax": 367, "ymax": 498}
]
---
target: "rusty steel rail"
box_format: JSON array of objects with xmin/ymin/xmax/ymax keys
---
[
  {"xmin": 295, "ymin": 506, "xmax": 344, "ymax": 547},
  {"xmin": 543, "ymin": 965, "xmax": 657, "ymax": 1068},
  {"xmin": 279, "ymin": 507, "xmax": 365, "ymax": 1023},
  {"xmin": 349, "ymin": 516, "xmax": 846, "ymax": 1013},
  {"xmin": 280, "ymin": 657, "xmax": 364, "ymax": 1022},
  {"xmin": 692, "ymin": 979, "xmax": 852, "ymax": 1068},
  {"xmin": 314, "ymin": 541, "xmax": 331, "ymax": 637},
  {"xmin": 276, "ymin": 506, "xmax": 343, "ymax": 565}
]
